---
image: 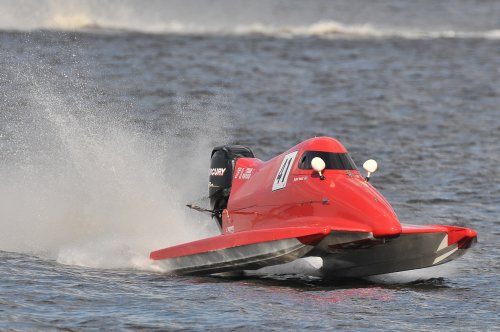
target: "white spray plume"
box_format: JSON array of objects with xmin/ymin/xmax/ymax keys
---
[{"xmin": 0, "ymin": 54, "xmax": 226, "ymax": 272}]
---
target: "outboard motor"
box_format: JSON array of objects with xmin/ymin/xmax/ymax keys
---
[{"xmin": 209, "ymin": 145, "xmax": 254, "ymax": 226}]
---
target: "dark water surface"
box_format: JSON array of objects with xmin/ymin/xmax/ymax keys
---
[
  {"xmin": 1, "ymin": 251, "xmax": 496, "ymax": 331},
  {"xmin": 1, "ymin": 1, "xmax": 499, "ymax": 330}
]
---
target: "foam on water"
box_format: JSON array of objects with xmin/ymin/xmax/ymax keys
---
[
  {"xmin": 0, "ymin": 0, "xmax": 498, "ymax": 39},
  {"xmin": 366, "ymin": 263, "xmax": 459, "ymax": 284},
  {"xmin": 248, "ymin": 256, "xmax": 459, "ymax": 283},
  {"xmin": 233, "ymin": 21, "xmax": 500, "ymax": 40}
]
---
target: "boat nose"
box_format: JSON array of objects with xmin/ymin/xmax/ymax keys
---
[
  {"xmin": 359, "ymin": 197, "xmax": 401, "ymax": 238},
  {"xmin": 334, "ymin": 177, "xmax": 402, "ymax": 238},
  {"xmin": 372, "ymin": 213, "xmax": 402, "ymax": 238}
]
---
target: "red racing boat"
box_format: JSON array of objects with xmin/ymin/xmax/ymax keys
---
[{"xmin": 150, "ymin": 137, "xmax": 477, "ymax": 277}]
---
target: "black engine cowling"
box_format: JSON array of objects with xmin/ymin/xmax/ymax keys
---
[{"xmin": 209, "ymin": 145, "xmax": 254, "ymax": 224}]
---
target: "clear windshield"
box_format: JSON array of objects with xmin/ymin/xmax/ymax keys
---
[{"xmin": 298, "ymin": 151, "xmax": 357, "ymax": 170}]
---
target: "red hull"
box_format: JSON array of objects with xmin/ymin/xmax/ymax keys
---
[{"xmin": 150, "ymin": 137, "xmax": 477, "ymax": 277}]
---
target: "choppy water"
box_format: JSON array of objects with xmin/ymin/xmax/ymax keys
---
[{"xmin": 1, "ymin": 0, "xmax": 499, "ymax": 330}]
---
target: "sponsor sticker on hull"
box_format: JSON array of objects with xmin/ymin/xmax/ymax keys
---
[{"xmin": 234, "ymin": 167, "xmax": 254, "ymax": 180}]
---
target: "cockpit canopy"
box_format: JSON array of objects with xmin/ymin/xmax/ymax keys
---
[{"xmin": 298, "ymin": 151, "xmax": 357, "ymax": 170}]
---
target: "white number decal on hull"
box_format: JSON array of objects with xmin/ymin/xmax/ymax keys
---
[{"xmin": 272, "ymin": 151, "xmax": 298, "ymax": 191}]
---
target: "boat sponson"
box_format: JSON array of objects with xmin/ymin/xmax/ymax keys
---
[
  {"xmin": 318, "ymin": 224, "xmax": 477, "ymax": 277},
  {"xmin": 150, "ymin": 226, "xmax": 332, "ymax": 261}
]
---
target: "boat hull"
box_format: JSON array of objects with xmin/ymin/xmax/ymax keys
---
[
  {"xmin": 150, "ymin": 226, "xmax": 331, "ymax": 275},
  {"xmin": 150, "ymin": 224, "xmax": 476, "ymax": 277},
  {"xmin": 316, "ymin": 227, "xmax": 476, "ymax": 277},
  {"xmin": 153, "ymin": 237, "xmax": 314, "ymax": 275}
]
